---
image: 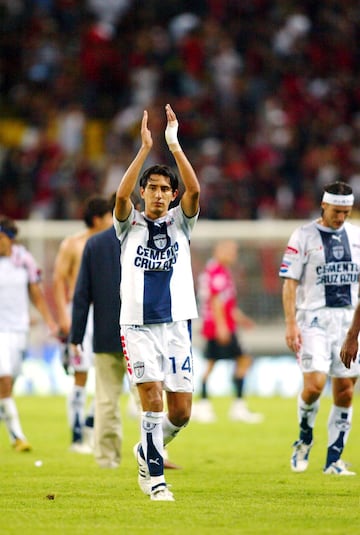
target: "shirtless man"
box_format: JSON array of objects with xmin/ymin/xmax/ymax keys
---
[{"xmin": 53, "ymin": 195, "xmax": 113, "ymax": 453}]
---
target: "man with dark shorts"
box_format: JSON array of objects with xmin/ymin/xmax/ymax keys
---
[{"xmin": 193, "ymin": 240, "xmax": 263, "ymax": 423}]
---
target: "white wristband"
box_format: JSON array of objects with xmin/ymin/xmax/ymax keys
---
[{"xmin": 165, "ymin": 120, "xmax": 182, "ymax": 152}]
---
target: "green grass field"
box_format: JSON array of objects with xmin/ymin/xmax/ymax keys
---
[{"xmin": 1, "ymin": 394, "xmax": 360, "ymax": 534}]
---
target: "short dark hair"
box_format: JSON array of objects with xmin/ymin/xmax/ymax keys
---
[
  {"xmin": 139, "ymin": 165, "xmax": 179, "ymax": 192},
  {"xmin": 323, "ymin": 181, "xmax": 353, "ymax": 196},
  {"xmin": 83, "ymin": 195, "xmax": 112, "ymax": 228},
  {"xmin": 0, "ymin": 215, "xmax": 18, "ymax": 239}
]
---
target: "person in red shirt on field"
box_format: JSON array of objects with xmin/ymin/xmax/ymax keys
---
[{"xmin": 194, "ymin": 239, "xmax": 264, "ymax": 423}]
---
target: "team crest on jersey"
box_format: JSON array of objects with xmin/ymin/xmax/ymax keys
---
[
  {"xmin": 154, "ymin": 233, "xmax": 168, "ymax": 250},
  {"xmin": 134, "ymin": 360, "xmax": 145, "ymax": 378},
  {"xmin": 332, "ymin": 245, "xmax": 344, "ymax": 260}
]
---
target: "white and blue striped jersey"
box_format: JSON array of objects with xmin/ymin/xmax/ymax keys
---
[
  {"xmin": 279, "ymin": 220, "xmax": 360, "ymax": 310},
  {"xmin": 114, "ymin": 204, "xmax": 199, "ymax": 325}
]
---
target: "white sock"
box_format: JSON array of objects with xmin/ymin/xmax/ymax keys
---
[
  {"xmin": 85, "ymin": 398, "xmax": 95, "ymax": 427},
  {"xmin": 298, "ymin": 394, "xmax": 320, "ymax": 427},
  {"xmin": 328, "ymin": 404, "xmax": 352, "ymax": 449},
  {"xmin": 298, "ymin": 395, "xmax": 320, "ymax": 443},
  {"xmin": 141, "ymin": 411, "xmax": 165, "ymax": 489},
  {"xmin": 162, "ymin": 413, "xmax": 182, "ymax": 446},
  {"xmin": 68, "ymin": 385, "xmax": 86, "ymax": 442},
  {"xmin": 0, "ymin": 397, "xmax": 26, "ymax": 442}
]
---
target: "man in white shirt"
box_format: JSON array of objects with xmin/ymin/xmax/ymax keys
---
[
  {"xmin": 0, "ymin": 216, "xmax": 58, "ymax": 452},
  {"xmin": 280, "ymin": 181, "xmax": 360, "ymax": 476},
  {"xmin": 114, "ymin": 103, "xmax": 200, "ymax": 501}
]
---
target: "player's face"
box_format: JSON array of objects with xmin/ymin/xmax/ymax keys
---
[
  {"xmin": 217, "ymin": 240, "xmax": 238, "ymax": 265},
  {"xmin": 141, "ymin": 174, "xmax": 178, "ymax": 219},
  {"xmin": 321, "ymin": 203, "xmax": 352, "ymax": 230}
]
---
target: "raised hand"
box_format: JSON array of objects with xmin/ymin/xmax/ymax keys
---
[
  {"xmin": 165, "ymin": 104, "xmax": 181, "ymax": 153},
  {"xmin": 141, "ymin": 110, "xmax": 153, "ymax": 150}
]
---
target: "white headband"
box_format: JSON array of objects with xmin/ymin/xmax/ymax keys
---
[{"xmin": 322, "ymin": 192, "xmax": 354, "ymax": 206}]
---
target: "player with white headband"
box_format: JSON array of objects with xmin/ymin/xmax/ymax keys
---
[
  {"xmin": 279, "ymin": 181, "xmax": 360, "ymax": 476},
  {"xmin": 322, "ymin": 191, "xmax": 354, "ymax": 206}
]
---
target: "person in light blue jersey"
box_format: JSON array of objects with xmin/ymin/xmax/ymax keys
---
[
  {"xmin": 280, "ymin": 181, "xmax": 360, "ymax": 476},
  {"xmin": 114, "ymin": 104, "xmax": 200, "ymax": 501}
]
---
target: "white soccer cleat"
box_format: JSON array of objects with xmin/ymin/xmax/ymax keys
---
[
  {"xmin": 191, "ymin": 399, "xmax": 217, "ymax": 423},
  {"xmin": 228, "ymin": 399, "xmax": 264, "ymax": 424},
  {"xmin": 150, "ymin": 485, "xmax": 175, "ymax": 501},
  {"xmin": 291, "ymin": 440, "xmax": 313, "ymax": 472},
  {"xmin": 323, "ymin": 459, "xmax": 356, "ymax": 476},
  {"xmin": 69, "ymin": 442, "xmax": 93, "ymax": 454},
  {"xmin": 133, "ymin": 442, "xmax": 151, "ymax": 495}
]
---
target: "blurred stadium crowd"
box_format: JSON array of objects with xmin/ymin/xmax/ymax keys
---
[{"xmin": 1, "ymin": 0, "xmax": 360, "ymax": 220}]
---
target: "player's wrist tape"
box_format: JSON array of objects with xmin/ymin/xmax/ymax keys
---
[
  {"xmin": 165, "ymin": 121, "xmax": 182, "ymax": 152},
  {"xmin": 168, "ymin": 142, "xmax": 182, "ymax": 152}
]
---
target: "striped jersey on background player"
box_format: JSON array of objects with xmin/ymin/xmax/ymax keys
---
[{"xmin": 279, "ymin": 181, "xmax": 360, "ymax": 476}]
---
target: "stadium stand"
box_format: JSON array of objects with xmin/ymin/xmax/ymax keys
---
[{"xmin": 1, "ymin": 1, "xmax": 360, "ymax": 220}]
